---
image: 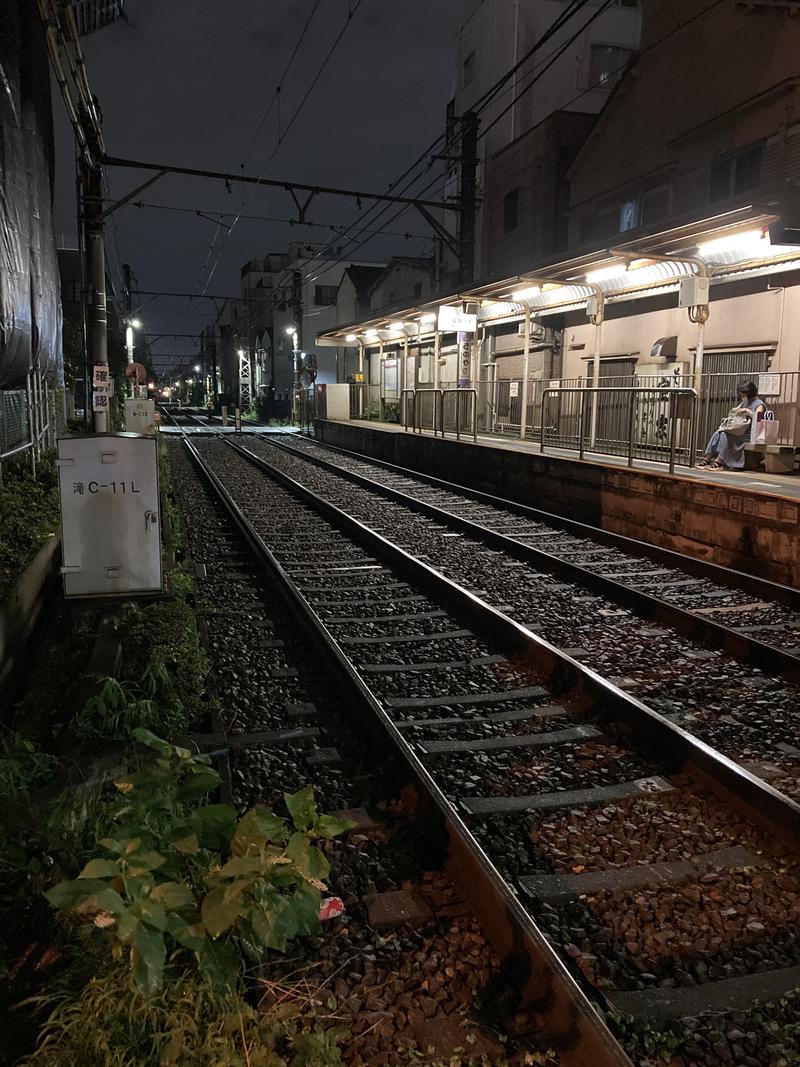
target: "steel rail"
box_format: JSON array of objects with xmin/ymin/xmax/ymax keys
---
[
  {"xmin": 297, "ymin": 433, "xmax": 800, "ymax": 608},
  {"xmin": 262, "ymin": 434, "xmax": 800, "ymax": 681},
  {"xmin": 181, "ymin": 435, "xmax": 635, "ymax": 1067},
  {"xmin": 225, "ymin": 438, "xmax": 800, "ymax": 846}
]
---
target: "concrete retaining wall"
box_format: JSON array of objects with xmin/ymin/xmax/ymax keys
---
[
  {"xmin": 0, "ymin": 536, "xmax": 60, "ymax": 692},
  {"xmin": 314, "ymin": 421, "xmax": 800, "ymax": 588}
]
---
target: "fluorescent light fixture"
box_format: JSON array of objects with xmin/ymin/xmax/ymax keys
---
[
  {"xmin": 585, "ymin": 264, "xmax": 626, "ymax": 283},
  {"xmin": 698, "ymin": 228, "xmax": 767, "ymax": 257},
  {"xmin": 511, "ymin": 285, "xmax": 541, "ymax": 301},
  {"xmin": 418, "ymin": 313, "xmax": 436, "ymax": 324},
  {"xmin": 345, "ymin": 334, "xmax": 358, "ymax": 342},
  {"xmin": 365, "ymin": 329, "xmax": 379, "ymax": 340},
  {"xmin": 389, "ymin": 321, "xmax": 406, "ymax": 331}
]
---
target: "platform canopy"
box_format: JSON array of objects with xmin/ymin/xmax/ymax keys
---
[{"xmin": 316, "ymin": 200, "xmax": 800, "ymax": 347}]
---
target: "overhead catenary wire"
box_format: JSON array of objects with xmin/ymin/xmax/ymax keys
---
[
  {"xmin": 285, "ymin": 0, "xmax": 602, "ymax": 290},
  {"xmin": 239, "ymin": 0, "xmax": 324, "ymax": 172},
  {"xmin": 198, "ymin": 0, "xmax": 367, "ymax": 298},
  {"xmin": 297, "ymin": 0, "xmax": 726, "ymax": 290}
]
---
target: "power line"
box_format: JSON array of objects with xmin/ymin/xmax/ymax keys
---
[
  {"xmin": 239, "ymin": 0, "xmax": 323, "ymax": 171},
  {"xmin": 125, "ymin": 199, "xmax": 432, "ymax": 241},
  {"xmin": 199, "ymin": 0, "xmax": 367, "ymax": 297},
  {"xmin": 287, "ymin": 0, "xmax": 599, "ymax": 290}
]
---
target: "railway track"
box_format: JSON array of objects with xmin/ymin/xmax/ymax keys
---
[
  {"xmin": 173, "ymin": 428, "xmax": 800, "ymax": 1067},
  {"xmin": 166, "ymin": 437, "xmax": 559, "ymax": 1065},
  {"xmin": 234, "ymin": 432, "xmax": 800, "ymax": 803}
]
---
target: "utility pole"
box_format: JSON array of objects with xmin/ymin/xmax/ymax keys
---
[
  {"xmin": 82, "ymin": 162, "xmax": 109, "ymax": 431},
  {"xmin": 458, "ymin": 110, "xmax": 478, "ymax": 287}
]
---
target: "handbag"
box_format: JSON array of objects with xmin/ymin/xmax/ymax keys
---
[
  {"xmin": 718, "ymin": 410, "xmax": 751, "ymax": 436},
  {"xmin": 751, "ymin": 410, "xmax": 779, "ymax": 445}
]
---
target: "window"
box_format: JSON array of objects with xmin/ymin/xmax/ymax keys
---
[
  {"xmin": 503, "ymin": 188, "xmax": 520, "ymax": 232},
  {"xmin": 709, "ymin": 143, "xmax": 764, "ymax": 202},
  {"xmin": 619, "ymin": 198, "xmax": 640, "ymax": 232},
  {"xmin": 313, "ymin": 284, "xmax": 338, "ymax": 306},
  {"xmin": 588, "ymin": 44, "xmax": 634, "ymax": 89},
  {"xmin": 462, "ymin": 50, "xmax": 476, "ymax": 88}
]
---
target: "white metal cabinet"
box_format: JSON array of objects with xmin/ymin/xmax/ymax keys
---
[{"xmin": 57, "ymin": 434, "xmax": 162, "ymax": 598}]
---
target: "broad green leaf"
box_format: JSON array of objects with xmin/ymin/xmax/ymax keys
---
[
  {"xmin": 126, "ymin": 850, "xmax": 167, "ymax": 871},
  {"xmin": 284, "ymin": 786, "xmax": 316, "ymax": 832},
  {"xmin": 99, "ymin": 837, "xmax": 125, "ymax": 854},
  {"xmin": 292, "ymin": 882, "xmax": 322, "ymax": 937},
  {"xmin": 177, "ymin": 767, "xmax": 220, "ymax": 799},
  {"xmin": 131, "ymin": 922, "xmax": 166, "ymax": 994},
  {"xmin": 223, "ymin": 878, "xmax": 256, "ymax": 905},
  {"xmin": 314, "ymin": 814, "xmax": 354, "ymax": 839},
  {"xmin": 218, "ymin": 855, "xmax": 263, "ymax": 879},
  {"xmin": 232, "ymin": 807, "xmax": 287, "ymax": 856},
  {"xmin": 136, "ymin": 897, "xmax": 168, "ymax": 931},
  {"xmin": 165, "ymin": 912, "xmax": 205, "ymax": 952},
  {"xmin": 195, "ymin": 938, "xmax": 239, "ymax": 997},
  {"xmin": 117, "ymin": 908, "xmax": 139, "ymax": 942},
  {"xmin": 251, "ymin": 902, "xmax": 292, "ymax": 953},
  {"xmin": 150, "ymin": 881, "xmax": 195, "ymax": 911},
  {"xmin": 131, "ymin": 727, "xmax": 173, "ymax": 753},
  {"xmin": 77, "ymin": 858, "xmax": 120, "ymax": 880},
  {"xmin": 171, "ymin": 833, "xmax": 200, "ymax": 855},
  {"xmin": 45, "ymin": 879, "xmax": 125, "ymax": 915},
  {"xmin": 201, "ymin": 887, "xmax": 244, "ymax": 938},
  {"xmin": 287, "ymin": 833, "xmax": 329, "ymax": 882},
  {"xmin": 191, "ymin": 803, "xmax": 236, "ymax": 849}
]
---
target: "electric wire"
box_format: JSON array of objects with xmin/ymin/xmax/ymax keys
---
[{"xmin": 198, "ymin": 0, "xmax": 366, "ymax": 298}]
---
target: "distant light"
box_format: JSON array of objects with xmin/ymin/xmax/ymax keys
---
[
  {"xmin": 698, "ymin": 228, "xmax": 768, "ymax": 257},
  {"xmin": 193, "ymin": 364, "xmax": 200, "ymax": 372},
  {"xmin": 585, "ymin": 264, "xmax": 626, "ymax": 283},
  {"xmin": 285, "ymin": 325, "xmax": 296, "ymax": 336},
  {"xmin": 147, "ymin": 381, "xmax": 155, "ymax": 391},
  {"xmin": 130, "ymin": 318, "xmax": 142, "ymax": 330},
  {"xmin": 511, "ymin": 285, "xmax": 541, "ymax": 302},
  {"xmin": 237, "ymin": 348, "xmax": 245, "ymax": 357},
  {"xmin": 186, "ymin": 378, "xmax": 193, "ymax": 385},
  {"xmin": 345, "ymin": 334, "xmax": 357, "ymax": 342}
]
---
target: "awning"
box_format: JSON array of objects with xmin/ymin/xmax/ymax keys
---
[{"xmin": 316, "ymin": 201, "xmax": 800, "ymax": 349}]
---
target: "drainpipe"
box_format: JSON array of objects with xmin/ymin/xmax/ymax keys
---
[
  {"xmin": 608, "ymin": 246, "xmax": 710, "ymax": 395},
  {"xmin": 519, "ymin": 306, "xmax": 531, "ymax": 440},
  {"xmin": 358, "ymin": 342, "xmax": 364, "ymax": 417}
]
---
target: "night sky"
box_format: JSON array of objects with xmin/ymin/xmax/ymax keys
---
[{"xmin": 53, "ymin": 0, "xmax": 472, "ymax": 371}]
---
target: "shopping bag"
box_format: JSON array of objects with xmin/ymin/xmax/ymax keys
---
[
  {"xmin": 752, "ymin": 410, "xmax": 779, "ymax": 444},
  {"xmin": 719, "ymin": 410, "xmax": 750, "ymax": 436}
]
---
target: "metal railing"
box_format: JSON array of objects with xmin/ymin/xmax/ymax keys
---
[
  {"xmin": 0, "ymin": 378, "xmax": 55, "ymax": 485},
  {"xmin": 442, "ymin": 388, "xmax": 478, "ymax": 442},
  {"xmin": 540, "ymin": 386, "xmax": 698, "ymax": 472},
  {"xmin": 414, "ymin": 389, "xmax": 444, "ymax": 435}
]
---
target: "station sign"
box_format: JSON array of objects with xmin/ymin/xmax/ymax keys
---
[{"xmin": 437, "ymin": 306, "xmax": 477, "ymax": 333}]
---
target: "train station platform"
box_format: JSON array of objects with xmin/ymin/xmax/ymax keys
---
[{"xmin": 313, "ymin": 418, "xmax": 800, "ymax": 588}]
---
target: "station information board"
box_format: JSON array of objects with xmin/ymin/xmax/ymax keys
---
[{"xmin": 56, "ymin": 434, "xmax": 162, "ymax": 598}]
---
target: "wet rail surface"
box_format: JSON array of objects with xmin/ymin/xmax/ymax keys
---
[
  {"xmin": 180, "ymin": 430, "xmax": 800, "ymax": 1067},
  {"xmin": 239, "ymin": 433, "xmax": 800, "ymax": 804}
]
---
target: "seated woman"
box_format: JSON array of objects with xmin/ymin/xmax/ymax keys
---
[{"xmin": 699, "ymin": 381, "xmax": 766, "ymax": 470}]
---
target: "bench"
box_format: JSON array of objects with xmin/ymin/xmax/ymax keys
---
[{"xmin": 743, "ymin": 443, "xmax": 797, "ymax": 474}]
